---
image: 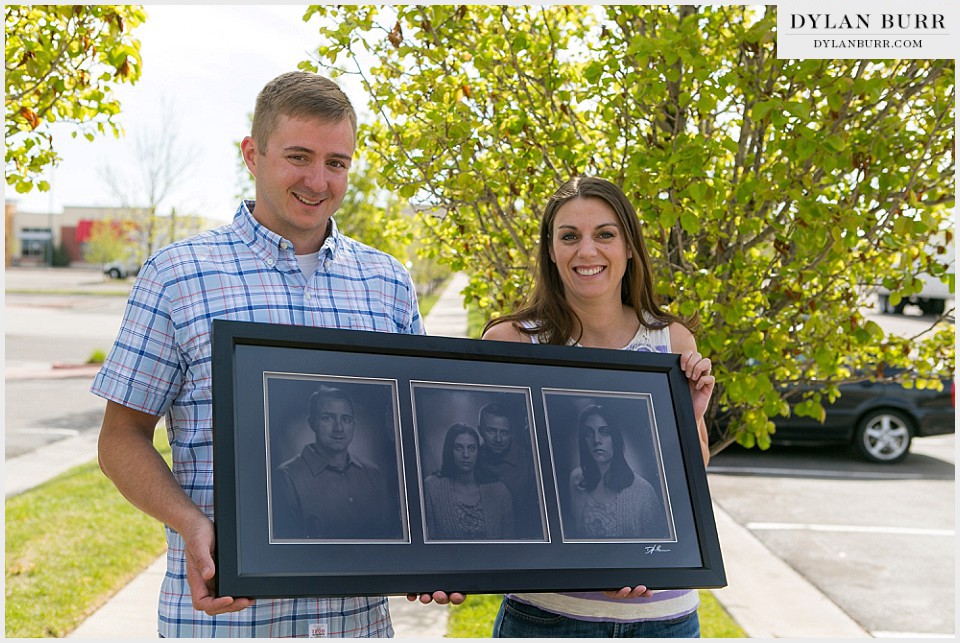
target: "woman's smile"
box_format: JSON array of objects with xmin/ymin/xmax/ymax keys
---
[{"xmin": 574, "ymin": 265, "xmax": 606, "ymax": 277}]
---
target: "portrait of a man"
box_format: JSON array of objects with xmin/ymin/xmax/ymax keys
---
[
  {"xmin": 474, "ymin": 401, "xmax": 543, "ymax": 539},
  {"xmin": 268, "ymin": 378, "xmax": 406, "ymax": 541}
]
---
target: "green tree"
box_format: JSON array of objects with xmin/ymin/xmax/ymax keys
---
[
  {"xmin": 305, "ymin": 4, "xmax": 954, "ymax": 453},
  {"xmin": 82, "ymin": 217, "xmax": 136, "ymax": 267},
  {"xmin": 335, "ymin": 159, "xmax": 449, "ymax": 295},
  {"xmin": 5, "ymin": 4, "xmax": 146, "ymax": 193},
  {"xmin": 335, "ymin": 158, "xmax": 415, "ymax": 267}
]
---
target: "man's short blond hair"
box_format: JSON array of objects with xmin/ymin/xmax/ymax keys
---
[{"xmin": 251, "ymin": 71, "xmax": 357, "ymax": 151}]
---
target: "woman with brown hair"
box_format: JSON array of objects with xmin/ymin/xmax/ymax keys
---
[
  {"xmin": 422, "ymin": 423, "xmax": 514, "ymax": 540},
  {"xmin": 568, "ymin": 403, "xmax": 667, "ymax": 540},
  {"xmin": 481, "ymin": 175, "xmax": 714, "ymax": 637}
]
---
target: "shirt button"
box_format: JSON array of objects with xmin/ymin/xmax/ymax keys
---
[
  {"xmin": 279, "ymin": 241, "xmax": 289, "ymax": 250},
  {"xmin": 305, "ymin": 292, "xmax": 312, "ymax": 301},
  {"xmin": 265, "ymin": 257, "xmax": 274, "ymax": 266}
]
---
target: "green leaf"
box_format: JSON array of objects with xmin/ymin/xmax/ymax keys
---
[
  {"xmin": 825, "ymin": 134, "xmax": 846, "ymax": 152},
  {"xmin": 687, "ymin": 182, "xmax": 706, "ymax": 204},
  {"xmin": 680, "ymin": 211, "xmax": 700, "ymax": 234},
  {"xmin": 751, "ymin": 99, "xmax": 777, "ymax": 121},
  {"xmin": 796, "ymin": 137, "xmax": 816, "ymax": 160}
]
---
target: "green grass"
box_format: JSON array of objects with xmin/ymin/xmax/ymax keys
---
[
  {"xmin": 699, "ymin": 589, "xmax": 747, "ymax": 637},
  {"xmin": 466, "ymin": 303, "xmax": 488, "ymax": 339},
  {"xmin": 5, "ymin": 430, "xmax": 171, "ymax": 638},
  {"xmin": 418, "ymin": 291, "xmax": 442, "ymax": 318},
  {"xmin": 447, "ymin": 593, "xmax": 503, "ymax": 636},
  {"xmin": 447, "ymin": 590, "xmax": 746, "ymax": 637}
]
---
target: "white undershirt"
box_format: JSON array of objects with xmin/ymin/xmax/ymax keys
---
[{"xmin": 295, "ymin": 253, "xmax": 321, "ymax": 277}]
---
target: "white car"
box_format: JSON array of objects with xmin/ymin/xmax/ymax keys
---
[{"xmin": 102, "ymin": 260, "xmax": 141, "ymax": 279}]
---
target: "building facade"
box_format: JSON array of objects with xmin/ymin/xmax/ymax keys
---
[{"xmin": 5, "ymin": 202, "xmax": 209, "ymax": 266}]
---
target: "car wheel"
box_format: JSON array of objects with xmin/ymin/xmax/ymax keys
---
[
  {"xmin": 108, "ymin": 268, "xmax": 121, "ymax": 279},
  {"xmin": 853, "ymin": 409, "xmax": 913, "ymax": 463},
  {"xmin": 878, "ymin": 294, "xmax": 906, "ymax": 315},
  {"xmin": 920, "ymin": 299, "xmax": 945, "ymax": 316}
]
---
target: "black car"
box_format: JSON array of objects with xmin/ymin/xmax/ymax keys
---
[{"xmin": 718, "ymin": 374, "xmax": 955, "ymax": 464}]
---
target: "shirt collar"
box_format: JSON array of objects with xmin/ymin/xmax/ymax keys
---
[
  {"xmin": 231, "ymin": 200, "xmax": 343, "ymax": 267},
  {"xmin": 302, "ymin": 442, "xmax": 362, "ymax": 476},
  {"xmin": 320, "ymin": 216, "xmax": 343, "ymax": 260},
  {"xmin": 482, "ymin": 444, "xmax": 522, "ymax": 467}
]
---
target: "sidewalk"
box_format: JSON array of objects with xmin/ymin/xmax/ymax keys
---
[{"xmin": 8, "ymin": 272, "xmax": 870, "ymax": 638}]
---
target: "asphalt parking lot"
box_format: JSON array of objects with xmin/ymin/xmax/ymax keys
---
[{"xmin": 708, "ymin": 436, "xmax": 955, "ymax": 637}]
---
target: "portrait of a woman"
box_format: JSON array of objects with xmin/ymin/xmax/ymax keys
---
[
  {"xmin": 422, "ymin": 423, "xmax": 514, "ymax": 540},
  {"xmin": 569, "ymin": 404, "xmax": 667, "ymax": 540}
]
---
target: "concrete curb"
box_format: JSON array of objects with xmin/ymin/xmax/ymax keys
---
[
  {"xmin": 5, "ymin": 432, "xmax": 101, "ymax": 498},
  {"xmin": 5, "ymin": 363, "xmax": 102, "ymax": 381}
]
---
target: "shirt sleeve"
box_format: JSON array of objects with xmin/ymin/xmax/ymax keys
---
[
  {"xmin": 90, "ymin": 258, "xmax": 184, "ymax": 416},
  {"xmin": 400, "ymin": 269, "xmax": 425, "ymax": 336}
]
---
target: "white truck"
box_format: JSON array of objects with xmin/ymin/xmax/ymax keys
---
[{"xmin": 876, "ymin": 234, "xmax": 954, "ymax": 316}]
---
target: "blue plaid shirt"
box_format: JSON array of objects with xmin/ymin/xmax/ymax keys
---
[{"xmin": 91, "ymin": 201, "xmax": 423, "ymax": 637}]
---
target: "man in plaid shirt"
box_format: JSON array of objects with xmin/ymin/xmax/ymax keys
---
[{"xmin": 92, "ymin": 71, "xmax": 425, "ymax": 637}]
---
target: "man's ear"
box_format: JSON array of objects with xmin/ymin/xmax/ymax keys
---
[{"xmin": 240, "ymin": 136, "xmax": 258, "ymax": 177}]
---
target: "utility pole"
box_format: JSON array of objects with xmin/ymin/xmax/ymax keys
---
[{"xmin": 46, "ymin": 166, "xmax": 55, "ymax": 266}]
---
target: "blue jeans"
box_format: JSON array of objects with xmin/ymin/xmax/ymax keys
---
[{"xmin": 493, "ymin": 596, "xmax": 701, "ymax": 638}]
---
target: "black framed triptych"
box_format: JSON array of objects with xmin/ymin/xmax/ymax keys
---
[{"xmin": 212, "ymin": 319, "xmax": 725, "ymax": 598}]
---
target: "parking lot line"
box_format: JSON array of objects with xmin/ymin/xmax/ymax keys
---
[
  {"xmin": 708, "ymin": 465, "xmax": 924, "ymax": 480},
  {"xmin": 746, "ymin": 522, "xmax": 954, "ymax": 537}
]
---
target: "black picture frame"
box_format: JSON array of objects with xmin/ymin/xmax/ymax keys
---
[{"xmin": 212, "ymin": 319, "xmax": 725, "ymax": 598}]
